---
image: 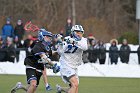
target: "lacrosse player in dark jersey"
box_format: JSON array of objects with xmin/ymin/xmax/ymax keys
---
[{"xmin": 24, "ymin": 28, "xmax": 60, "ymax": 93}]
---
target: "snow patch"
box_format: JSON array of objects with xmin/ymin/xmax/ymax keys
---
[{"xmin": 0, "ymin": 45, "xmax": 140, "ymax": 78}]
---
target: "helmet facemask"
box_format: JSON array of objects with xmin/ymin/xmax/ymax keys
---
[
  {"xmin": 44, "ymin": 36, "xmax": 52, "ymax": 45},
  {"xmin": 72, "ymin": 31, "xmax": 83, "ymax": 41},
  {"xmin": 71, "ymin": 25, "xmax": 84, "ymax": 41}
]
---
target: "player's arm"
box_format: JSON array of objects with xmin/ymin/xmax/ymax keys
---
[
  {"xmin": 64, "ymin": 36, "xmax": 87, "ymax": 50},
  {"xmin": 39, "ymin": 53, "xmax": 60, "ymax": 73},
  {"xmin": 75, "ymin": 38, "xmax": 88, "ymax": 51},
  {"xmin": 39, "ymin": 53, "xmax": 54, "ymax": 66}
]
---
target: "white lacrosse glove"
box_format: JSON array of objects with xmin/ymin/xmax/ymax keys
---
[
  {"xmin": 27, "ymin": 47, "xmax": 32, "ymax": 52},
  {"xmin": 57, "ymin": 34, "xmax": 63, "ymax": 41},
  {"xmin": 64, "ymin": 37, "xmax": 76, "ymax": 44},
  {"xmin": 38, "ymin": 57, "xmax": 51, "ymax": 64},
  {"xmin": 54, "ymin": 34, "xmax": 63, "ymax": 45}
]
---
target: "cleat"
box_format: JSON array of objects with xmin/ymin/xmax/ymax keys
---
[
  {"xmin": 46, "ymin": 84, "xmax": 52, "ymax": 91},
  {"xmin": 11, "ymin": 82, "xmax": 22, "ymax": 93},
  {"xmin": 11, "ymin": 89, "xmax": 16, "ymax": 93},
  {"xmin": 56, "ymin": 84, "xmax": 62, "ymax": 93},
  {"xmin": 15, "ymin": 82, "xmax": 23, "ymax": 89}
]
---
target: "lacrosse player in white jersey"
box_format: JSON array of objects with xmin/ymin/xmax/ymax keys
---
[{"xmin": 56, "ymin": 25, "xmax": 88, "ymax": 93}]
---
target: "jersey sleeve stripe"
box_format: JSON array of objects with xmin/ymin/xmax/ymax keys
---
[{"xmin": 34, "ymin": 52, "xmax": 45, "ymax": 56}]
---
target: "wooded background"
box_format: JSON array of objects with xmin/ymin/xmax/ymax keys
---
[{"xmin": 0, "ymin": 0, "xmax": 137, "ymax": 42}]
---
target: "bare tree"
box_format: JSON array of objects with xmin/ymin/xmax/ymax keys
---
[{"xmin": 0, "ymin": 0, "xmax": 136, "ymax": 41}]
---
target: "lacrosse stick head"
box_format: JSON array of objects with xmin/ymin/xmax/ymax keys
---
[{"xmin": 24, "ymin": 21, "xmax": 40, "ymax": 32}]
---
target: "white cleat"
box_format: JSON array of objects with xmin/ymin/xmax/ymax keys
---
[
  {"xmin": 15, "ymin": 82, "xmax": 23, "ymax": 89},
  {"xmin": 56, "ymin": 84, "xmax": 62, "ymax": 93}
]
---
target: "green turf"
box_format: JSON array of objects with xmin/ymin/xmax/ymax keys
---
[{"xmin": 0, "ymin": 74, "xmax": 140, "ymax": 93}]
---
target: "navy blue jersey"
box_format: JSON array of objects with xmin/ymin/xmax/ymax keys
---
[{"xmin": 24, "ymin": 41, "xmax": 52, "ymax": 70}]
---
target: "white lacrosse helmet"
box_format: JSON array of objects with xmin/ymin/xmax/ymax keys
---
[
  {"xmin": 71, "ymin": 25, "xmax": 84, "ymax": 33},
  {"xmin": 71, "ymin": 25, "xmax": 84, "ymax": 41}
]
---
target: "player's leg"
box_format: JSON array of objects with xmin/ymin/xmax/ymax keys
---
[
  {"xmin": 26, "ymin": 68, "xmax": 38, "ymax": 93},
  {"xmin": 75, "ymin": 70, "xmax": 79, "ymax": 93},
  {"xmin": 42, "ymin": 68, "xmax": 52, "ymax": 91},
  {"xmin": 28, "ymin": 69, "xmax": 43, "ymax": 93},
  {"xmin": 57, "ymin": 69, "xmax": 79, "ymax": 93},
  {"xmin": 68, "ymin": 75, "xmax": 78, "ymax": 93},
  {"xmin": 56, "ymin": 75, "xmax": 78, "ymax": 93},
  {"xmin": 56, "ymin": 74, "xmax": 71, "ymax": 93},
  {"xmin": 27, "ymin": 80, "xmax": 37, "ymax": 93}
]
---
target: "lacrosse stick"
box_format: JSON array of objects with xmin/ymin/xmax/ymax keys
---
[
  {"xmin": 90, "ymin": 63, "xmax": 106, "ymax": 77},
  {"xmin": 24, "ymin": 21, "xmax": 40, "ymax": 32}
]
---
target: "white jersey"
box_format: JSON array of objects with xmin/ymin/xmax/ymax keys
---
[{"xmin": 57, "ymin": 36, "xmax": 88, "ymax": 69}]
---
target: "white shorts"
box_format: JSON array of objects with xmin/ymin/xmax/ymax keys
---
[{"xmin": 60, "ymin": 65, "xmax": 79, "ymax": 84}]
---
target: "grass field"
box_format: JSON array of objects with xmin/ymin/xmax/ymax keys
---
[{"xmin": 0, "ymin": 74, "xmax": 140, "ymax": 93}]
